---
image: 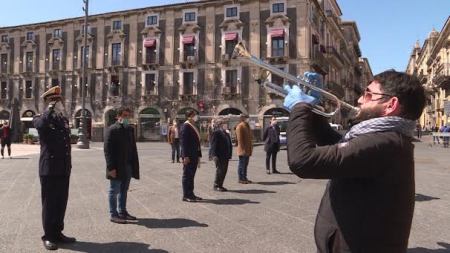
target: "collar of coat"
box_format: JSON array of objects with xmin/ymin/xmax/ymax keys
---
[{"xmin": 184, "ymin": 121, "xmax": 201, "ymax": 141}]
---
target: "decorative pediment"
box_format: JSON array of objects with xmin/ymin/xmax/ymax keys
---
[
  {"xmin": 265, "ymin": 14, "xmax": 290, "ymax": 26},
  {"xmin": 75, "ymin": 33, "xmax": 95, "ymax": 43},
  {"xmin": 0, "ymin": 42, "xmax": 10, "ymax": 50},
  {"xmin": 20, "ymin": 40, "xmax": 37, "ymax": 49},
  {"xmin": 106, "ymin": 30, "xmax": 127, "ymax": 40},
  {"xmin": 219, "ymin": 19, "xmax": 244, "ymax": 29},
  {"xmin": 178, "ymin": 23, "xmax": 200, "ymax": 33},
  {"xmin": 140, "ymin": 26, "xmax": 162, "ymax": 36},
  {"xmin": 48, "ymin": 37, "xmax": 65, "ymax": 46}
]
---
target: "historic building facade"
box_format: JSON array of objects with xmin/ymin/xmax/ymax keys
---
[
  {"xmin": 406, "ymin": 17, "xmax": 450, "ymax": 129},
  {"xmin": 0, "ymin": 0, "xmax": 371, "ymax": 141}
]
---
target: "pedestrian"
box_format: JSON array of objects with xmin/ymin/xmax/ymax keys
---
[
  {"xmin": 0, "ymin": 121, "xmax": 12, "ymax": 159},
  {"xmin": 263, "ymin": 117, "xmax": 281, "ymax": 174},
  {"xmin": 210, "ymin": 118, "xmax": 232, "ymax": 191},
  {"xmin": 236, "ymin": 113, "xmax": 253, "ymax": 184},
  {"xmin": 416, "ymin": 122, "xmax": 422, "ymax": 139},
  {"xmin": 168, "ymin": 120, "xmax": 180, "ymax": 163},
  {"xmin": 433, "ymin": 126, "xmax": 440, "ymax": 145},
  {"xmin": 443, "ymin": 125, "xmax": 450, "ymax": 148},
  {"xmin": 104, "ymin": 106, "xmax": 140, "ymax": 224},
  {"xmin": 180, "ymin": 110, "xmax": 202, "ymax": 202},
  {"xmin": 32, "ymin": 86, "xmax": 76, "ymax": 250},
  {"xmin": 284, "ymin": 70, "xmax": 426, "ymax": 253}
]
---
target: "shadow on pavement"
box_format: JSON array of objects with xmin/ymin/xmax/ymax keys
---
[
  {"xmin": 202, "ymin": 198, "xmax": 260, "ymax": 205},
  {"xmin": 227, "ymin": 189, "xmax": 276, "ymax": 194},
  {"xmin": 136, "ymin": 218, "xmax": 208, "ymax": 229},
  {"xmin": 415, "ymin": 193, "xmax": 440, "ymax": 202},
  {"xmin": 256, "ymin": 181, "xmax": 296, "ymax": 186},
  {"xmin": 59, "ymin": 241, "xmax": 168, "ymax": 253},
  {"xmin": 408, "ymin": 242, "xmax": 450, "ymax": 252}
]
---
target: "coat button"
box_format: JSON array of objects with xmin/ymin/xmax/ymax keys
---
[{"xmin": 50, "ymin": 155, "xmax": 54, "ymax": 158}]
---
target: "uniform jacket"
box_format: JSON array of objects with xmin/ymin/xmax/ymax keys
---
[
  {"xmin": 104, "ymin": 122, "xmax": 140, "ymax": 180},
  {"xmin": 33, "ymin": 110, "xmax": 72, "ymax": 177},
  {"xmin": 263, "ymin": 125, "xmax": 280, "ymax": 152},
  {"xmin": 287, "ymin": 103, "xmax": 415, "ymax": 253},
  {"xmin": 236, "ymin": 121, "xmax": 253, "ymax": 156},
  {"xmin": 180, "ymin": 122, "xmax": 202, "ymax": 159},
  {"xmin": 210, "ymin": 129, "xmax": 232, "ymax": 160}
]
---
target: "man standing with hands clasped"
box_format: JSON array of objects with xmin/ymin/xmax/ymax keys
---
[
  {"xmin": 284, "ymin": 70, "xmax": 426, "ymax": 253},
  {"xmin": 104, "ymin": 107, "xmax": 140, "ymax": 224},
  {"xmin": 210, "ymin": 118, "xmax": 232, "ymax": 191},
  {"xmin": 33, "ymin": 86, "xmax": 75, "ymax": 250}
]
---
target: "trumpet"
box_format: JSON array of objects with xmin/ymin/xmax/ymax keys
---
[{"xmin": 232, "ymin": 42, "xmax": 360, "ymax": 118}]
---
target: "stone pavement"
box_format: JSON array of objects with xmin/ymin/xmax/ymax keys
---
[{"xmin": 0, "ymin": 138, "xmax": 449, "ymax": 253}]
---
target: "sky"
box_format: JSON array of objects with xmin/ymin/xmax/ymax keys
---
[{"xmin": 0, "ymin": 0, "xmax": 449, "ymax": 75}]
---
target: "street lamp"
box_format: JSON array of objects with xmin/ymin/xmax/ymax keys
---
[{"xmin": 77, "ymin": 0, "xmax": 90, "ymax": 149}]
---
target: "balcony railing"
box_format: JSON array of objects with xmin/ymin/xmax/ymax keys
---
[{"xmin": 326, "ymin": 46, "xmax": 343, "ymax": 65}]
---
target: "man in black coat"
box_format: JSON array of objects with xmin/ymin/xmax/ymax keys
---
[
  {"xmin": 33, "ymin": 86, "xmax": 75, "ymax": 250},
  {"xmin": 210, "ymin": 118, "xmax": 232, "ymax": 191},
  {"xmin": 104, "ymin": 107, "xmax": 140, "ymax": 224},
  {"xmin": 263, "ymin": 117, "xmax": 280, "ymax": 174},
  {"xmin": 284, "ymin": 70, "xmax": 426, "ymax": 253},
  {"xmin": 180, "ymin": 110, "xmax": 202, "ymax": 202}
]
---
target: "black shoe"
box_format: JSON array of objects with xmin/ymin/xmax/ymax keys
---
[
  {"xmin": 272, "ymin": 170, "xmax": 280, "ymax": 174},
  {"xmin": 172, "ymin": 160, "xmax": 175, "ymax": 163},
  {"xmin": 182, "ymin": 197, "xmax": 197, "ymax": 202},
  {"xmin": 119, "ymin": 212, "xmax": 137, "ymax": 220},
  {"xmin": 214, "ymin": 186, "xmax": 227, "ymax": 192},
  {"xmin": 245, "ymin": 180, "xmax": 253, "ymax": 184},
  {"xmin": 57, "ymin": 234, "xmax": 76, "ymax": 243},
  {"xmin": 238, "ymin": 180, "xmax": 248, "ymax": 184},
  {"xmin": 110, "ymin": 216, "xmax": 127, "ymax": 224},
  {"xmin": 193, "ymin": 195, "xmax": 203, "ymax": 201},
  {"xmin": 43, "ymin": 240, "xmax": 58, "ymax": 250},
  {"xmin": 266, "ymin": 170, "xmax": 271, "ymax": 174}
]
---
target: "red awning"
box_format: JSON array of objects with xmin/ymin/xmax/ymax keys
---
[
  {"xmin": 143, "ymin": 38, "xmax": 156, "ymax": 48},
  {"xmin": 182, "ymin": 35, "xmax": 195, "ymax": 44},
  {"xmin": 224, "ymin": 32, "xmax": 238, "ymax": 41},
  {"xmin": 270, "ymin": 29, "xmax": 285, "ymax": 38}
]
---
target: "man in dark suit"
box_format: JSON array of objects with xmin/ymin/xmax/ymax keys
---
[
  {"xmin": 33, "ymin": 86, "xmax": 75, "ymax": 251},
  {"xmin": 263, "ymin": 117, "xmax": 280, "ymax": 174},
  {"xmin": 104, "ymin": 107, "xmax": 140, "ymax": 224},
  {"xmin": 210, "ymin": 118, "xmax": 232, "ymax": 191},
  {"xmin": 180, "ymin": 110, "xmax": 202, "ymax": 202}
]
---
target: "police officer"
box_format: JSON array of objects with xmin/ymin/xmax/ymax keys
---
[{"xmin": 33, "ymin": 86, "xmax": 75, "ymax": 250}]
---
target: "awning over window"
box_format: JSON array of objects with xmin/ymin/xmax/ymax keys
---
[
  {"xmin": 143, "ymin": 38, "xmax": 156, "ymax": 48},
  {"xmin": 224, "ymin": 32, "xmax": 238, "ymax": 41},
  {"xmin": 182, "ymin": 35, "xmax": 195, "ymax": 44},
  {"xmin": 270, "ymin": 29, "xmax": 285, "ymax": 38}
]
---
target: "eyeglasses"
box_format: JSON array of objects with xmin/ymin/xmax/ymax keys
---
[{"xmin": 362, "ymin": 88, "xmax": 393, "ymax": 102}]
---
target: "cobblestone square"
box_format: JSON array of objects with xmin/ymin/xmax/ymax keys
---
[{"xmin": 0, "ymin": 137, "xmax": 449, "ymax": 252}]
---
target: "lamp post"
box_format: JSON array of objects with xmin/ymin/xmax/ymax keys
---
[{"xmin": 77, "ymin": 0, "xmax": 90, "ymax": 149}]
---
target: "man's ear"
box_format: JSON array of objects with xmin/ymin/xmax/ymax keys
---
[{"xmin": 384, "ymin": 97, "xmax": 401, "ymax": 116}]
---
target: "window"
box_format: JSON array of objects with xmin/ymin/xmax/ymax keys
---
[
  {"xmin": 184, "ymin": 43, "xmax": 195, "ymax": 60},
  {"xmin": 26, "ymin": 52, "xmax": 33, "ymax": 72},
  {"xmin": 53, "ymin": 29, "xmax": 62, "ymax": 38},
  {"xmin": 225, "ymin": 39, "xmax": 238, "ymax": 56},
  {"xmin": 1, "ymin": 82, "xmax": 7, "ymax": 99},
  {"xmin": 226, "ymin": 7, "xmax": 238, "ymax": 18},
  {"xmin": 52, "ymin": 49, "xmax": 60, "ymax": 70},
  {"xmin": 110, "ymin": 75, "xmax": 120, "ymax": 96},
  {"xmin": 145, "ymin": 45, "xmax": 156, "ymax": 64},
  {"xmin": 184, "ymin": 12, "xmax": 196, "ymax": 22},
  {"xmin": 145, "ymin": 74, "xmax": 156, "ymax": 95},
  {"xmin": 146, "ymin": 15, "xmax": 158, "ymax": 26},
  {"xmin": 183, "ymin": 72, "xmax": 194, "ymax": 95},
  {"xmin": 112, "ymin": 43, "xmax": 121, "ymax": 65},
  {"xmin": 272, "ymin": 3, "xmax": 285, "ymax": 13},
  {"xmin": 272, "ymin": 67, "xmax": 284, "ymax": 86},
  {"xmin": 51, "ymin": 79, "xmax": 59, "ymax": 87},
  {"xmin": 25, "ymin": 81, "xmax": 33, "ymax": 98},
  {"xmin": 272, "ymin": 37, "xmax": 285, "ymax": 57},
  {"xmin": 1, "ymin": 54, "xmax": 7, "ymax": 73},
  {"xmin": 26, "ymin": 32, "xmax": 34, "ymax": 41},
  {"xmin": 225, "ymin": 70, "xmax": 238, "ymax": 93},
  {"xmin": 81, "ymin": 46, "xmax": 89, "ymax": 67},
  {"xmin": 112, "ymin": 20, "xmax": 122, "ymax": 30},
  {"xmin": 81, "ymin": 25, "xmax": 91, "ymax": 35},
  {"xmin": 1, "ymin": 35, "xmax": 8, "ymax": 43}
]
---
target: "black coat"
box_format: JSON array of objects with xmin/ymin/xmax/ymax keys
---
[
  {"xmin": 210, "ymin": 129, "xmax": 232, "ymax": 160},
  {"xmin": 33, "ymin": 110, "xmax": 72, "ymax": 176},
  {"xmin": 180, "ymin": 122, "xmax": 202, "ymax": 159},
  {"xmin": 287, "ymin": 103, "xmax": 415, "ymax": 253},
  {"xmin": 104, "ymin": 122, "xmax": 140, "ymax": 180},
  {"xmin": 263, "ymin": 125, "xmax": 280, "ymax": 152}
]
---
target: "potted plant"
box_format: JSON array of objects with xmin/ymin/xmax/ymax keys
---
[
  {"xmin": 23, "ymin": 134, "xmax": 29, "ymax": 144},
  {"xmin": 27, "ymin": 134, "xmax": 35, "ymax": 144},
  {"xmin": 70, "ymin": 134, "xmax": 79, "ymax": 144}
]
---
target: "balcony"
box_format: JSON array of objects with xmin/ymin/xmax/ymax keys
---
[
  {"xmin": 326, "ymin": 46, "xmax": 343, "ymax": 67},
  {"xmin": 433, "ymin": 73, "xmax": 450, "ymax": 90},
  {"xmin": 179, "ymin": 93, "xmax": 198, "ymax": 102},
  {"xmin": 310, "ymin": 49, "xmax": 328, "ymax": 75},
  {"xmin": 326, "ymin": 81, "xmax": 345, "ymax": 98},
  {"xmin": 221, "ymin": 54, "xmax": 231, "ymax": 65},
  {"xmin": 181, "ymin": 55, "xmax": 197, "ymax": 68},
  {"xmin": 141, "ymin": 92, "xmax": 159, "ymax": 104},
  {"xmin": 222, "ymin": 85, "xmax": 240, "ymax": 100}
]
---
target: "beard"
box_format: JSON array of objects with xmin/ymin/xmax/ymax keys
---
[{"xmin": 352, "ymin": 105, "xmax": 384, "ymax": 124}]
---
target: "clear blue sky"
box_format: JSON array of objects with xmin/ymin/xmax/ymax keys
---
[{"xmin": 1, "ymin": 0, "xmax": 449, "ymax": 75}]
